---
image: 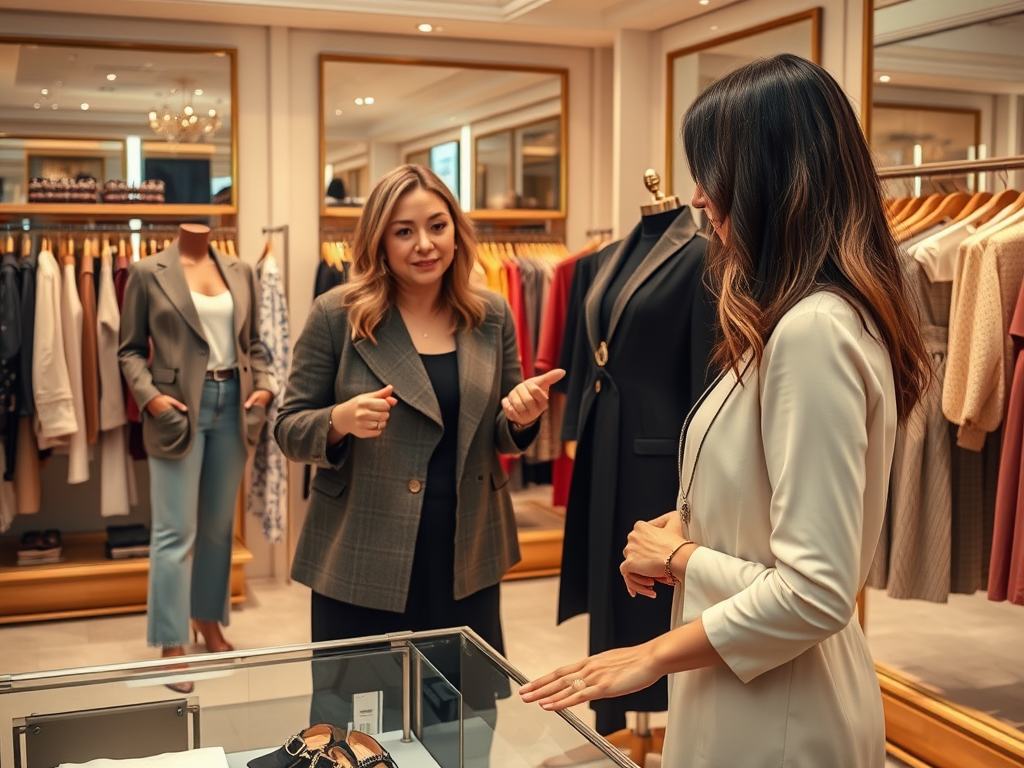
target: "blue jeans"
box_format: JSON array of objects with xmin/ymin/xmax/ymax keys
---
[{"xmin": 147, "ymin": 378, "xmax": 247, "ymax": 647}]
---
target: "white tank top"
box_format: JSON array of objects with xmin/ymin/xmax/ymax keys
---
[{"xmin": 190, "ymin": 290, "xmax": 238, "ymax": 371}]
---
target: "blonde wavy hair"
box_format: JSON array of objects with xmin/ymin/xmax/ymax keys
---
[{"xmin": 344, "ymin": 164, "xmax": 486, "ymax": 341}]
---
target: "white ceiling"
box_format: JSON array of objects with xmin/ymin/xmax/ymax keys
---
[{"xmin": 0, "ymin": 0, "xmax": 743, "ymax": 48}]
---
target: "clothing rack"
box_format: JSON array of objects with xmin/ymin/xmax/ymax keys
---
[
  {"xmin": 878, "ymin": 154, "xmax": 1024, "ymax": 179},
  {"xmin": 0, "ymin": 223, "xmax": 238, "ymax": 233},
  {"xmin": 478, "ymin": 231, "xmax": 565, "ymax": 243}
]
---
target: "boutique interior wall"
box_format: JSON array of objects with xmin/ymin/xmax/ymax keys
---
[{"xmin": 1, "ymin": 0, "xmax": 867, "ymax": 582}]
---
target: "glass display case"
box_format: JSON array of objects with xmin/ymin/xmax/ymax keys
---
[{"xmin": 0, "ymin": 628, "xmax": 633, "ymax": 768}]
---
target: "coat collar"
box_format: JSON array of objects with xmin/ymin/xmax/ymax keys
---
[
  {"xmin": 152, "ymin": 240, "xmax": 246, "ymax": 343},
  {"xmin": 584, "ymin": 208, "xmax": 699, "ymax": 351},
  {"xmin": 354, "ymin": 308, "xmax": 499, "ymax": 479}
]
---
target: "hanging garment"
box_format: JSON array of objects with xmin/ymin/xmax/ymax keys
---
[
  {"xmin": 15, "ymin": 246, "xmax": 40, "ymax": 515},
  {"xmin": 249, "ymin": 253, "xmax": 291, "ymax": 542},
  {"xmin": 558, "ymin": 210, "xmax": 713, "ymax": 733},
  {"xmin": 60, "ymin": 256, "xmax": 89, "ymax": 484},
  {"xmin": 97, "ymin": 247, "xmax": 132, "ymax": 516},
  {"xmin": 0, "ymin": 252, "xmax": 20, "ymax": 482},
  {"xmin": 114, "ymin": 249, "xmax": 146, "ymax": 461},
  {"xmin": 32, "ymin": 249, "xmax": 76, "ymax": 448},
  {"xmin": 79, "ymin": 251, "xmax": 100, "ymax": 446}
]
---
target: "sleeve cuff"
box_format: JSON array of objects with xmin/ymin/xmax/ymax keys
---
[{"xmin": 956, "ymin": 422, "xmax": 987, "ymax": 451}]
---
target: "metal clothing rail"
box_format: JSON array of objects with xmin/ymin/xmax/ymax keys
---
[
  {"xmin": 878, "ymin": 154, "xmax": 1024, "ymax": 179},
  {"xmin": 0, "ymin": 222, "xmax": 238, "ymax": 233}
]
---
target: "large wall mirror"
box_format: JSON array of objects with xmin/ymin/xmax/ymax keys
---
[
  {"xmin": 0, "ymin": 38, "xmax": 236, "ymax": 209},
  {"xmin": 665, "ymin": 9, "xmax": 821, "ymax": 201},
  {"xmin": 320, "ymin": 55, "xmax": 566, "ymax": 216},
  {"xmin": 867, "ymin": 2, "xmax": 1024, "ymax": 765}
]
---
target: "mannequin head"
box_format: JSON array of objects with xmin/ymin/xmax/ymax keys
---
[{"xmin": 682, "ymin": 53, "xmax": 928, "ymax": 422}]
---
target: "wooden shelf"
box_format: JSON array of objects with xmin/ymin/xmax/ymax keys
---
[
  {"xmin": 0, "ymin": 532, "xmax": 252, "ymax": 624},
  {"xmin": 0, "ymin": 203, "xmax": 236, "ymax": 220},
  {"xmin": 467, "ymin": 209, "xmax": 564, "ymax": 222},
  {"xmin": 321, "ymin": 207, "xmax": 364, "ymax": 220}
]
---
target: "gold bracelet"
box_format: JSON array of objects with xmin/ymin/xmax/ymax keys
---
[{"xmin": 664, "ymin": 540, "xmax": 692, "ymax": 585}]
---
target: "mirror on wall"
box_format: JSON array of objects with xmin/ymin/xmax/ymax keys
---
[
  {"xmin": 321, "ymin": 56, "xmax": 566, "ymax": 215},
  {"xmin": 0, "ymin": 38, "xmax": 236, "ymax": 208},
  {"xmin": 665, "ymin": 9, "xmax": 820, "ymax": 202},
  {"xmin": 866, "ymin": 0, "xmax": 1024, "ymax": 754}
]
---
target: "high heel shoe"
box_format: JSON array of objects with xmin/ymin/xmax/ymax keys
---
[
  {"xmin": 248, "ymin": 724, "xmax": 347, "ymax": 768},
  {"xmin": 160, "ymin": 646, "xmax": 194, "ymax": 694},
  {"xmin": 192, "ymin": 619, "xmax": 235, "ymax": 653},
  {"xmin": 343, "ymin": 731, "xmax": 399, "ymax": 768}
]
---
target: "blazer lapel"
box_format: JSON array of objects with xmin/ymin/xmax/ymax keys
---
[
  {"xmin": 607, "ymin": 210, "xmax": 699, "ymax": 342},
  {"xmin": 455, "ymin": 319, "xmax": 499, "ymax": 483},
  {"xmin": 583, "ymin": 224, "xmax": 641, "ymax": 352},
  {"xmin": 354, "ymin": 310, "xmax": 442, "ymax": 426},
  {"xmin": 212, "ymin": 248, "xmax": 247, "ymax": 340},
  {"xmin": 152, "ymin": 241, "xmax": 206, "ymax": 343}
]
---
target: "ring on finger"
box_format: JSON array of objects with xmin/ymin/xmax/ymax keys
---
[
  {"xmin": 571, "ymin": 678, "xmax": 586, "ymax": 692},
  {"xmin": 374, "ymin": 420, "xmax": 380, "ymax": 430}
]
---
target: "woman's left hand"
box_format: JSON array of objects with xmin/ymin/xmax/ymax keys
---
[
  {"xmin": 503, "ymin": 368, "xmax": 566, "ymax": 427},
  {"xmin": 519, "ymin": 644, "xmax": 662, "ymax": 712},
  {"xmin": 621, "ymin": 511, "xmax": 687, "ymax": 598},
  {"xmin": 244, "ymin": 389, "xmax": 274, "ymax": 409}
]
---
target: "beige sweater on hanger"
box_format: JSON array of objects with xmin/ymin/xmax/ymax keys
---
[{"xmin": 943, "ymin": 218, "xmax": 1024, "ymax": 450}]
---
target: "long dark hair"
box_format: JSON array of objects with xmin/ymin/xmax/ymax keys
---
[{"xmin": 683, "ymin": 53, "xmax": 928, "ymax": 422}]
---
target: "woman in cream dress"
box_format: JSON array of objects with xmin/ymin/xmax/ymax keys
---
[{"xmin": 521, "ymin": 54, "xmax": 931, "ymax": 767}]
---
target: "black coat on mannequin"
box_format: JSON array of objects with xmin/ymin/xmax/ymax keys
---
[{"xmin": 556, "ymin": 206, "xmax": 715, "ymax": 734}]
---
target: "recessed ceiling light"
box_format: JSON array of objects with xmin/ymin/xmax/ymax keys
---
[
  {"xmin": 364, "ymin": 97, "xmax": 375, "ymax": 105},
  {"xmin": 41, "ymin": 88, "xmax": 48, "ymax": 95},
  {"xmin": 710, "ymin": 25, "xmax": 718, "ymax": 30},
  {"xmin": 107, "ymin": 73, "xmax": 116, "ymax": 81},
  {"xmin": 355, "ymin": 98, "xmax": 364, "ymax": 105},
  {"xmin": 699, "ymin": 0, "xmax": 709, "ymax": 4},
  {"xmin": 80, "ymin": 103, "xmax": 89, "ymax": 110},
  {"xmin": 418, "ymin": 23, "xmax": 434, "ymax": 32},
  {"xmin": 879, "ymin": 74, "xmax": 891, "ymax": 83},
  {"xmin": 194, "ymin": 89, "xmax": 203, "ymax": 95},
  {"xmin": 33, "ymin": 103, "xmax": 40, "ymax": 109},
  {"xmin": 51, "ymin": 103, "xmax": 58, "ymax": 110},
  {"xmin": 335, "ymin": 109, "xmax": 343, "ymax": 116}
]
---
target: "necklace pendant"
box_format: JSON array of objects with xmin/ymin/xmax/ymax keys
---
[{"xmin": 681, "ymin": 497, "xmax": 691, "ymax": 525}]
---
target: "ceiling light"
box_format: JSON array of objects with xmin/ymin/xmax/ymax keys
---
[
  {"xmin": 41, "ymin": 88, "xmax": 48, "ymax": 95},
  {"xmin": 699, "ymin": 0, "xmax": 709, "ymax": 4},
  {"xmin": 33, "ymin": 103, "xmax": 40, "ymax": 109},
  {"xmin": 879, "ymin": 74, "xmax": 891, "ymax": 83},
  {"xmin": 51, "ymin": 104, "xmax": 58, "ymax": 110},
  {"xmin": 149, "ymin": 81, "xmax": 221, "ymax": 143},
  {"xmin": 194, "ymin": 89, "xmax": 203, "ymax": 95},
  {"xmin": 355, "ymin": 98, "xmax": 364, "ymax": 105},
  {"xmin": 710, "ymin": 25, "xmax": 718, "ymax": 30},
  {"xmin": 81, "ymin": 103, "xmax": 89, "ymax": 110},
  {"xmin": 335, "ymin": 109, "xmax": 343, "ymax": 116},
  {"xmin": 418, "ymin": 23, "xmax": 434, "ymax": 32},
  {"xmin": 364, "ymin": 97, "xmax": 375, "ymax": 105},
  {"xmin": 107, "ymin": 73, "xmax": 117, "ymax": 81}
]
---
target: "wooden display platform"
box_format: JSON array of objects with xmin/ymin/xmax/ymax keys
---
[{"xmin": 0, "ymin": 532, "xmax": 252, "ymax": 624}]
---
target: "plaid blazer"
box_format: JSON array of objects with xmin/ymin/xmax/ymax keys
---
[{"xmin": 274, "ymin": 289, "xmax": 530, "ymax": 612}]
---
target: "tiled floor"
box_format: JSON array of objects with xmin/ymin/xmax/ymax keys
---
[{"xmin": 0, "ymin": 575, "xmax": 923, "ymax": 767}]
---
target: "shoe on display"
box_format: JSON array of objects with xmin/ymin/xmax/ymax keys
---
[
  {"xmin": 247, "ymin": 724, "xmax": 348, "ymax": 768},
  {"xmin": 343, "ymin": 731, "xmax": 399, "ymax": 768}
]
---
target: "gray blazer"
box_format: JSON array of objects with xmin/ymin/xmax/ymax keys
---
[
  {"xmin": 119, "ymin": 243, "xmax": 277, "ymax": 459},
  {"xmin": 274, "ymin": 289, "xmax": 534, "ymax": 612}
]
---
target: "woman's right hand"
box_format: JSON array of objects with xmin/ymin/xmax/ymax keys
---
[
  {"xmin": 329, "ymin": 385, "xmax": 399, "ymax": 441},
  {"xmin": 146, "ymin": 394, "xmax": 187, "ymax": 417}
]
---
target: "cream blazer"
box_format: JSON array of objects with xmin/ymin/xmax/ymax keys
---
[{"xmin": 663, "ymin": 293, "xmax": 895, "ymax": 768}]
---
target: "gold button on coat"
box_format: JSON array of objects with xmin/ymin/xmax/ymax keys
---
[{"xmin": 408, "ymin": 479, "xmax": 422, "ymax": 493}]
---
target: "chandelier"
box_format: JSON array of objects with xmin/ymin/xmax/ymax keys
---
[{"xmin": 148, "ymin": 85, "xmax": 221, "ymax": 143}]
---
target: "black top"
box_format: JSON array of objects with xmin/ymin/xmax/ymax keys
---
[
  {"xmin": 421, "ymin": 351, "xmax": 460, "ymax": 501},
  {"xmin": 599, "ymin": 206, "xmax": 685, "ymax": 335}
]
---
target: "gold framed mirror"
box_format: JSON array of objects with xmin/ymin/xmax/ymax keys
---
[
  {"xmin": 664, "ymin": 9, "xmax": 821, "ymax": 199},
  {"xmin": 865, "ymin": 2, "xmax": 1024, "ymax": 765},
  {"xmin": 0, "ymin": 37, "xmax": 237, "ymax": 212},
  {"xmin": 320, "ymin": 54, "xmax": 567, "ymax": 218}
]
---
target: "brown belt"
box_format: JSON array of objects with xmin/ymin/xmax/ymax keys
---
[{"xmin": 205, "ymin": 369, "xmax": 236, "ymax": 381}]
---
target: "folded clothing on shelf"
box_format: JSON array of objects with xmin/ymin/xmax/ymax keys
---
[
  {"xmin": 17, "ymin": 529, "xmax": 63, "ymax": 566},
  {"xmin": 105, "ymin": 524, "xmax": 151, "ymax": 560}
]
